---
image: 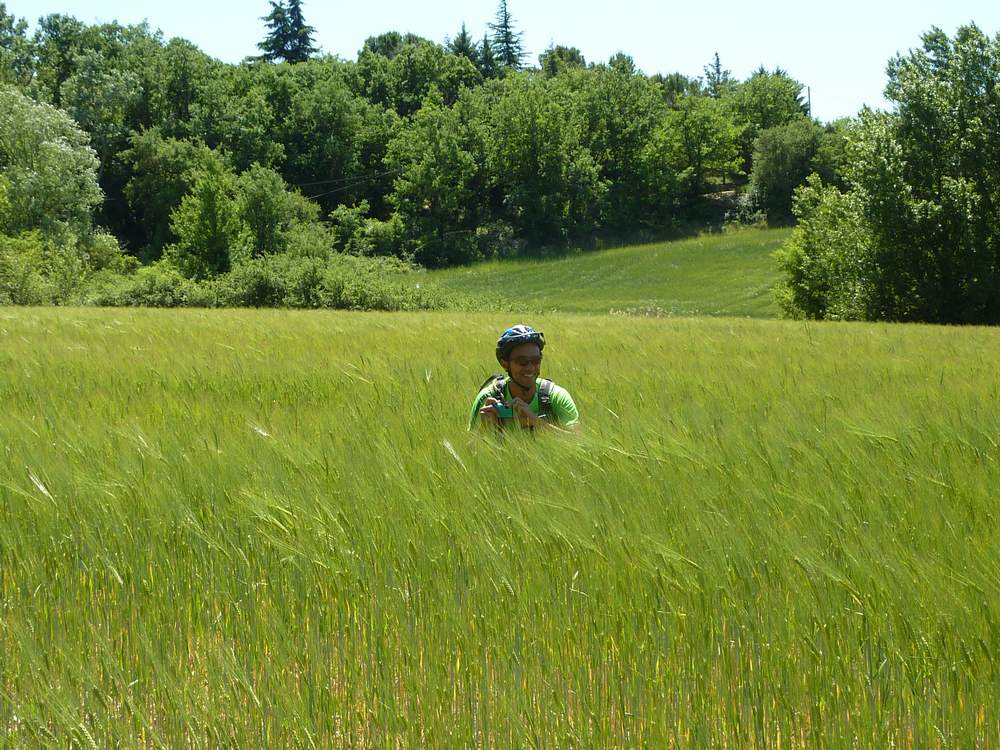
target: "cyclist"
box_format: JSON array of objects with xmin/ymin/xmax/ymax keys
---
[{"xmin": 470, "ymin": 325, "xmax": 579, "ymax": 432}]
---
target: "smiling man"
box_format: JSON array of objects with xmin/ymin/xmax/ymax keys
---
[{"xmin": 470, "ymin": 325, "xmax": 580, "ymax": 432}]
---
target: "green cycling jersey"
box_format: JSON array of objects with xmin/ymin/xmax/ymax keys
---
[{"xmin": 469, "ymin": 377, "xmax": 579, "ymax": 430}]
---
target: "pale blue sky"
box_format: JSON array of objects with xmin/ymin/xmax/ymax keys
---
[{"xmin": 8, "ymin": 0, "xmax": 999, "ymax": 122}]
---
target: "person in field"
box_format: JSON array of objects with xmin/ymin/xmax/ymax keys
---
[{"xmin": 470, "ymin": 325, "xmax": 580, "ymax": 432}]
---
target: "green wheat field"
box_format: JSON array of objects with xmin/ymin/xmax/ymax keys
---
[{"xmin": 2, "ymin": 301, "xmax": 999, "ymax": 747}]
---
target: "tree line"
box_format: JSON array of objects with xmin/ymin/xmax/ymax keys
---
[{"xmin": 1, "ymin": 2, "xmax": 997, "ymax": 322}]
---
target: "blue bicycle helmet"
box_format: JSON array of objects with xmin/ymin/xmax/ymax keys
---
[{"xmin": 495, "ymin": 324, "xmax": 545, "ymax": 364}]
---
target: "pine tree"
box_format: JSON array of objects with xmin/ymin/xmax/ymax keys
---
[
  {"xmin": 703, "ymin": 52, "xmax": 733, "ymax": 98},
  {"xmin": 448, "ymin": 22, "xmax": 479, "ymax": 67},
  {"xmin": 489, "ymin": 0, "xmax": 524, "ymax": 71},
  {"xmin": 284, "ymin": 0, "xmax": 316, "ymax": 62},
  {"xmin": 257, "ymin": 1, "xmax": 289, "ymax": 62},
  {"xmin": 257, "ymin": 0, "xmax": 316, "ymax": 64},
  {"xmin": 479, "ymin": 33, "xmax": 500, "ymax": 79}
]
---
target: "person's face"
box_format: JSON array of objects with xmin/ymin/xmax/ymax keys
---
[{"xmin": 503, "ymin": 343, "xmax": 542, "ymax": 388}]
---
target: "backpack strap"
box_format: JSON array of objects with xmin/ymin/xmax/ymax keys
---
[
  {"xmin": 479, "ymin": 373, "xmax": 507, "ymax": 402},
  {"xmin": 477, "ymin": 374, "xmax": 507, "ymax": 416},
  {"xmin": 537, "ymin": 378, "xmax": 554, "ymax": 420}
]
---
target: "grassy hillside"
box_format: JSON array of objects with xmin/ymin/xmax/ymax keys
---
[
  {"xmin": 430, "ymin": 228, "xmax": 790, "ymax": 317},
  {"xmin": 2, "ymin": 308, "xmax": 999, "ymax": 747}
]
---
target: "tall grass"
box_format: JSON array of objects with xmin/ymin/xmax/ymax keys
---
[{"xmin": 1, "ymin": 307, "xmax": 998, "ymax": 747}]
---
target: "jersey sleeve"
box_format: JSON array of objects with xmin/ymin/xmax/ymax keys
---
[
  {"xmin": 548, "ymin": 384, "xmax": 579, "ymax": 427},
  {"xmin": 469, "ymin": 387, "xmax": 492, "ymax": 429}
]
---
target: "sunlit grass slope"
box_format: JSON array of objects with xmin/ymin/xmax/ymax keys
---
[
  {"xmin": 2, "ymin": 307, "xmax": 999, "ymax": 747},
  {"xmin": 430, "ymin": 227, "xmax": 790, "ymax": 317}
]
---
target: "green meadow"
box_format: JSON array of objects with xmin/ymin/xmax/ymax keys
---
[
  {"xmin": 2, "ymin": 307, "xmax": 999, "ymax": 748},
  {"xmin": 430, "ymin": 228, "xmax": 790, "ymax": 317}
]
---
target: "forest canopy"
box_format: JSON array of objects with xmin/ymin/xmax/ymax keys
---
[{"xmin": 2, "ymin": 2, "xmax": 996, "ymax": 322}]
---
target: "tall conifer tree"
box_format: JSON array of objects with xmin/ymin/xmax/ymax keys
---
[
  {"xmin": 479, "ymin": 33, "xmax": 500, "ymax": 79},
  {"xmin": 257, "ymin": 0, "xmax": 316, "ymax": 63},
  {"xmin": 448, "ymin": 22, "xmax": 479, "ymax": 67},
  {"xmin": 489, "ymin": 0, "xmax": 524, "ymax": 71},
  {"xmin": 703, "ymin": 52, "xmax": 733, "ymax": 98},
  {"xmin": 283, "ymin": 0, "xmax": 316, "ymax": 62}
]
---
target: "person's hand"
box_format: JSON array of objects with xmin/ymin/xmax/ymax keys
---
[
  {"xmin": 479, "ymin": 397, "xmax": 501, "ymax": 426},
  {"xmin": 510, "ymin": 397, "xmax": 541, "ymax": 428}
]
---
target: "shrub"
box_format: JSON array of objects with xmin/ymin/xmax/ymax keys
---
[
  {"xmin": 211, "ymin": 257, "xmax": 289, "ymax": 307},
  {"xmin": 81, "ymin": 263, "xmax": 215, "ymax": 307},
  {"xmin": 774, "ymin": 175, "xmax": 873, "ymax": 320},
  {"xmin": 0, "ymin": 231, "xmax": 48, "ymax": 304}
]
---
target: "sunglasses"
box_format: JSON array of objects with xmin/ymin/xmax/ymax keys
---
[{"xmin": 511, "ymin": 356, "xmax": 543, "ymax": 366}]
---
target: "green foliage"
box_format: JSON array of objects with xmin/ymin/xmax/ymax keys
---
[
  {"xmin": 0, "ymin": 86, "xmax": 103, "ymax": 239},
  {"xmin": 30, "ymin": 13, "xmax": 86, "ymax": 105},
  {"xmin": 661, "ymin": 94, "xmax": 742, "ymax": 199},
  {"xmin": 569, "ymin": 66, "xmax": 667, "ymax": 229},
  {"xmin": 236, "ymin": 163, "xmax": 318, "ymax": 258},
  {"xmin": 192, "ymin": 65, "xmax": 285, "ymax": 172},
  {"xmin": 330, "ymin": 201, "xmax": 404, "ymax": 257},
  {"xmin": 703, "ymin": 52, "xmax": 734, "ymax": 99},
  {"xmin": 651, "ymin": 71, "xmax": 703, "ymax": 106},
  {"xmin": 489, "ymin": 0, "xmax": 525, "ymax": 71},
  {"xmin": 725, "ymin": 67, "xmax": 809, "ymax": 172},
  {"xmin": 121, "ymin": 129, "xmax": 219, "ymax": 257},
  {"xmin": 478, "ymin": 34, "xmax": 500, "ymax": 80},
  {"xmin": 447, "ymin": 23, "xmax": 479, "ymax": 68},
  {"xmin": 386, "ymin": 96, "xmax": 483, "ymax": 266},
  {"xmin": 361, "ymin": 31, "xmax": 431, "ymax": 59},
  {"xmin": 539, "ymin": 45, "xmax": 586, "ymax": 78},
  {"xmin": 210, "ymin": 253, "xmax": 447, "ymax": 310},
  {"xmin": 774, "ymin": 175, "xmax": 872, "ymax": 319},
  {"xmin": 78, "ymin": 252, "xmax": 456, "ymax": 311},
  {"xmin": 146, "ymin": 39, "xmax": 221, "ymax": 139},
  {"xmin": 358, "ymin": 38, "xmax": 480, "ymax": 117},
  {"xmin": 275, "ymin": 62, "xmax": 373, "ymax": 210},
  {"xmin": 484, "ymin": 75, "xmax": 606, "ymax": 247},
  {"xmin": 810, "ymin": 118, "xmax": 851, "ymax": 189},
  {"xmin": 0, "ymin": 3, "xmax": 33, "ymax": 88},
  {"xmin": 0, "ymin": 227, "xmax": 134, "ymax": 305},
  {"xmin": 257, "ymin": 0, "xmax": 317, "ymax": 64},
  {"xmin": 81, "ymin": 261, "xmax": 214, "ymax": 307},
  {"xmin": 779, "ymin": 25, "xmax": 1000, "ymax": 323},
  {"xmin": 165, "ymin": 158, "xmax": 240, "ymax": 279},
  {"xmin": 747, "ymin": 117, "xmax": 824, "ymax": 221},
  {"xmin": 0, "ymin": 171, "xmax": 8, "ymax": 230},
  {"xmin": 0, "ymin": 229, "xmax": 46, "ymax": 304},
  {"xmin": 60, "ymin": 49, "xmax": 142, "ymax": 164}
]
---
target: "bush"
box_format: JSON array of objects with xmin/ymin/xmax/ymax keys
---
[
  {"xmin": 0, "ymin": 231, "xmax": 48, "ymax": 304},
  {"xmin": 75, "ymin": 249, "xmax": 465, "ymax": 312},
  {"xmin": 81, "ymin": 263, "xmax": 215, "ymax": 307},
  {"xmin": 211, "ymin": 257, "xmax": 289, "ymax": 307},
  {"xmin": 774, "ymin": 176, "xmax": 873, "ymax": 320},
  {"xmin": 209, "ymin": 253, "xmax": 458, "ymax": 311},
  {"xmin": 330, "ymin": 203, "xmax": 405, "ymax": 258}
]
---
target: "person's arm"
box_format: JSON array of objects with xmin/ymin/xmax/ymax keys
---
[
  {"xmin": 470, "ymin": 392, "xmax": 502, "ymax": 429},
  {"xmin": 548, "ymin": 386, "xmax": 580, "ymax": 432}
]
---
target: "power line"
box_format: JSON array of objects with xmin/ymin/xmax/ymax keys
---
[
  {"xmin": 306, "ymin": 168, "xmax": 404, "ymax": 201},
  {"xmin": 298, "ymin": 167, "xmax": 403, "ymax": 189}
]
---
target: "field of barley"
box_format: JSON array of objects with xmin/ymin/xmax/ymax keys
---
[{"xmin": 1, "ymin": 306, "xmax": 998, "ymax": 748}]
